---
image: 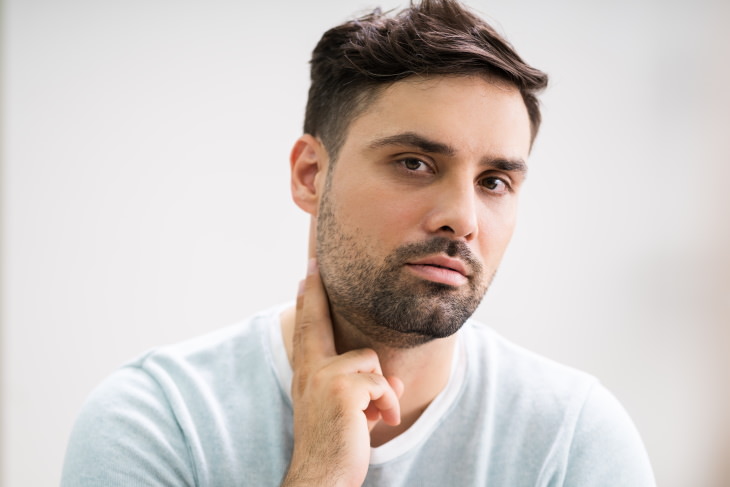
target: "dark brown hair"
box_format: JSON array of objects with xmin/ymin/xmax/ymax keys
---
[{"xmin": 304, "ymin": 0, "xmax": 548, "ymax": 160}]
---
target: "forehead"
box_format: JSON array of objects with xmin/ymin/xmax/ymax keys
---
[{"xmin": 342, "ymin": 75, "xmax": 532, "ymax": 160}]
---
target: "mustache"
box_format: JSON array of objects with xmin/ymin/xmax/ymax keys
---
[{"xmin": 391, "ymin": 237, "xmax": 483, "ymax": 276}]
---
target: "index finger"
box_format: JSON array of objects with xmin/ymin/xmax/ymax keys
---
[{"xmin": 293, "ymin": 258, "xmax": 337, "ymax": 366}]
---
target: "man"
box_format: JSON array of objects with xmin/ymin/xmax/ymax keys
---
[{"xmin": 62, "ymin": 1, "xmax": 656, "ymax": 485}]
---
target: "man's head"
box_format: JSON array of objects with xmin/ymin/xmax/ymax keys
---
[
  {"xmin": 304, "ymin": 0, "xmax": 548, "ymax": 162},
  {"xmin": 291, "ymin": 0, "xmax": 547, "ymax": 348}
]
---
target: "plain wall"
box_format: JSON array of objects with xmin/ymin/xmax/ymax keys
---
[{"xmin": 2, "ymin": 0, "xmax": 729, "ymax": 486}]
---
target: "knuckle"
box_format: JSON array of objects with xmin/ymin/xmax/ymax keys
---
[
  {"xmin": 309, "ymin": 370, "xmax": 326, "ymax": 390},
  {"xmin": 365, "ymin": 373, "xmax": 385, "ymax": 388},
  {"xmin": 327, "ymin": 374, "xmax": 350, "ymax": 396},
  {"xmin": 353, "ymin": 347, "xmax": 379, "ymax": 365}
]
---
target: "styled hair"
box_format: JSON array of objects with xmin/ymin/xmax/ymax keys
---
[{"xmin": 304, "ymin": 0, "xmax": 548, "ymax": 160}]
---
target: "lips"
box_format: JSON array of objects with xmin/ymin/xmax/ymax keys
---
[{"xmin": 405, "ymin": 255, "xmax": 470, "ymax": 286}]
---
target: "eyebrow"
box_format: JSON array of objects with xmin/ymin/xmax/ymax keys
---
[
  {"xmin": 368, "ymin": 132, "xmax": 455, "ymax": 157},
  {"xmin": 367, "ymin": 131, "xmax": 528, "ymax": 174},
  {"xmin": 487, "ymin": 157, "xmax": 528, "ymax": 175}
]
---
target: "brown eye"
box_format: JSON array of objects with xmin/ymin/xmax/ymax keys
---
[
  {"xmin": 402, "ymin": 158, "xmax": 427, "ymax": 171},
  {"xmin": 481, "ymin": 177, "xmax": 508, "ymax": 194}
]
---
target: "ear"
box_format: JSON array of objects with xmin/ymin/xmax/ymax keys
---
[{"xmin": 290, "ymin": 134, "xmax": 328, "ymax": 216}]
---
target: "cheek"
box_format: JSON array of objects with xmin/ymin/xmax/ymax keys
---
[
  {"xmin": 476, "ymin": 207, "xmax": 518, "ymax": 264},
  {"xmin": 332, "ymin": 183, "xmax": 425, "ymax": 242}
]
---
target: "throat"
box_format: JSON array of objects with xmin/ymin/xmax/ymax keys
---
[
  {"xmin": 280, "ymin": 304, "xmax": 459, "ymax": 447},
  {"xmin": 370, "ymin": 403, "xmax": 429, "ymax": 447}
]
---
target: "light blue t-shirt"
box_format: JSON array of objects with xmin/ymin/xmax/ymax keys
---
[{"xmin": 61, "ymin": 305, "xmax": 655, "ymax": 486}]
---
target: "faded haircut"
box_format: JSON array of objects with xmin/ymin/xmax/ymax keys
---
[{"xmin": 303, "ymin": 0, "xmax": 548, "ymax": 161}]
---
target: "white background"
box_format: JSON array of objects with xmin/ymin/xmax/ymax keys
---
[{"xmin": 2, "ymin": 0, "xmax": 729, "ymax": 486}]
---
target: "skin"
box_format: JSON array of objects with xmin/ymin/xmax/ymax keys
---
[{"xmin": 282, "ymin": 75, "xmax": 532, "ymax": 486}]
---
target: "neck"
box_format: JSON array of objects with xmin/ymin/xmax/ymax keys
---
[{"xmin": 280, "ymin": 304, "xmax": 457, "ymax": 447}]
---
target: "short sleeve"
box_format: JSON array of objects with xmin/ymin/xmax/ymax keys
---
[
  {"xmin": 562, "ymin": 383, "xmax": 656, "ymax": 487},
  {"xmin": 61, "ymin": 365, "xmax": 195, "ymax": 487}
]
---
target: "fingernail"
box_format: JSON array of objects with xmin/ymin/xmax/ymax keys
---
[
  {"xmin": 307, "ymin": 258, "xmax": 317, "ymax": 275},
  {"xmin": 297, "ymin": 279, "xmax": 305, "ymax": 296}
]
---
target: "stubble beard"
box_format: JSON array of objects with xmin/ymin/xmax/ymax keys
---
[{"xmin": 316, "ymin": 184, "xmax": 494, "ymax": 349}]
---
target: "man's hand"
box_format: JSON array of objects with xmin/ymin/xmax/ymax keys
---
[{"xmin": 282, "ymin": 259, "xmax": 403, "ymax": 487}]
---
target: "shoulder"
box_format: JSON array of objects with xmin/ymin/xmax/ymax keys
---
[
  {"xmin": 141, "ymin": 304, "xmax": 284, "ymax": 370},
  {"xmin": 461, "ymin": 320, "xmax": 599, "ymax": 449},
  {"xmin": 459, "ymin": 320, "xmax": 656, "ymax": 486},
  {"xmin": 61, "ymin": 362, "xmax": 196, "ymax": 486},
  {"xmin": 562, "ymin": 382, "xmax": 656, "ymax": 486},
  {"xmin": 61, "ymin": 305, "xmax": 286, "ymax": 486},
  {"xmin": 461, "ymin": 319, "xmax": 598, "ymax": 407},
  {"xmin": 86, "ymin": 303, "xmax": 285, "ymax": 409}
]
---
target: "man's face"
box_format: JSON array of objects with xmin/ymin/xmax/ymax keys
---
[{"xmin": 315, "ymin": 75, "xmax": 532, "ymax": 348}]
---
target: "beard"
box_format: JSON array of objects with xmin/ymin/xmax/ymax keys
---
[{"xmin": 316, "ymin": 186, "xmax": 493, "ymax": 349}]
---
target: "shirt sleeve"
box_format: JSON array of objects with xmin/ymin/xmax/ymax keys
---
[
  {"xmin": 61, "ymin": 365, "xmax": 196, "ymax": 487},
  {"xmin": 562, "ymin": 382, "xmax": 656, "ymax": 487}
]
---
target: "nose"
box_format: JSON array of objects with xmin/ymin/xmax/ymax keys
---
[{"xmin": 424, "ymin": 180, "xmax": 479, "ymax": 241}]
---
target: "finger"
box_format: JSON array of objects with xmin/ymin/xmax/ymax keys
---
[
  {"xmin": 348, "ymin": 373, "xmax": 401, "ymax": 428},
  {"xmin": 387, "ymin": 376, "xmax": 405, "ymax": 399},
  {"xmin": 293, "ymin": 258, "xmax": 336, "ymax": 366},
  {"xmin": 336, "ymin": 348, "xmax": 384, "ymax": 377},
  {"xmin": 365, "ymin": 376, "xmax": 404, "ymax": 427},
  {"xmin": 364, "ymin": 403, "xmax": 382, "ymax": 423},
  {"xmin": 372, "ymin": 388, "xmax": 401, "ymax": 427}
]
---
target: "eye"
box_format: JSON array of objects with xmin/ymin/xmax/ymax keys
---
[
  {"xmin": 480, "ymin": 176, "xmax": 510, "ymax": 195},
  {"xmin": 399, "ymin": 158, "xmax": 432, "ymax": 173}
]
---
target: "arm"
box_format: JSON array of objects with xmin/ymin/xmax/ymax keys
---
[{"xmin": 282, "ymin": 259, "xmax": 403, "ymax": 487}]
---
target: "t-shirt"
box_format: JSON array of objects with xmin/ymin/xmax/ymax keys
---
[{"xmin": 61, "ymin": 305, "xmax": 656, "ymax": 486}]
